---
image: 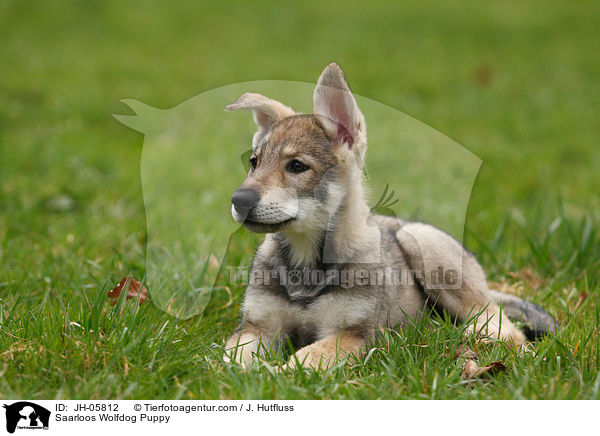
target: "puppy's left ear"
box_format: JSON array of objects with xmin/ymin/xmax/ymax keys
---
[
  {"xmin": 226, "ymin": 92, "xmax": 295, "ymax": 150},
  {"xmin": 313, "ymin": 63, "xmax": 366, "ymax": 150}
]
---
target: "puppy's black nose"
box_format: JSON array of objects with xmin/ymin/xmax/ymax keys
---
[{"xmin": 231, "ymin": 188, "xmax": 260, "ymax": 215}]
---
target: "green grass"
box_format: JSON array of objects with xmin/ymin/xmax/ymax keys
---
[{"xmin": 1, "ymin": 0, "xmax": 599, "ymax": 399}]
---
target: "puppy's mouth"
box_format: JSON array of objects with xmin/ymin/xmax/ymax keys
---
[
  {"xmin": 242, "ymin": 217, "xmax": 296, "ymax": 233},
  {"xmin": 232, "ymin": 203, "xmax": 298, "ymax": 233}
]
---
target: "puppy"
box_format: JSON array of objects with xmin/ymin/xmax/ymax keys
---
[{"xmin": 224, "ymin": 63, "xmax": 556, "ymax": 369}]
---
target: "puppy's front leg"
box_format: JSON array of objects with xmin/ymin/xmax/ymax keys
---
[
  {"xmin": 224, "ymin": 321, "xmax": 269, "ymax": 367},
  {"xmin": 284, "ymin": 329, "xmax": 367, "ymax": 370}
]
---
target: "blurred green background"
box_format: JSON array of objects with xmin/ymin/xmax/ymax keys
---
[
  {"xmin": 2, "ymin": 1, "xmax": 598, "ymax": 253},
  {"xmin": 0, "ymin": 0, "xmax": 599, "ymax": 399}
]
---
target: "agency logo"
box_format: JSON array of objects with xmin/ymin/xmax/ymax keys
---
[{"xmin": 2, "ymin": 402, "xmax": 50, "ymax": 434}]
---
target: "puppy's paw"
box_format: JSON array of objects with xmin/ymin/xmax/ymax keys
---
[{"xmin": 223, "ymin": 348, "xmax": 253, "ymax": 369}]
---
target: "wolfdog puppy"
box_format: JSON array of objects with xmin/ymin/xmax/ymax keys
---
[{"xmin": 224, "ymin": 63, "xmax": 555, "ymax": 369}]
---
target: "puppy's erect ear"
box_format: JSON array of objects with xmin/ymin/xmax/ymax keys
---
[
  {"xmin": 226, "ymin": 92, "xmax": 295, "ymax": 150},
  {"xmin": 313, "ymin": 63, "xmax": 366, "ymax": 149}
]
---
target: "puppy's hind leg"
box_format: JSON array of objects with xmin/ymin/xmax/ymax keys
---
[{"xmin": 395, "ymin": 223, "xmax": 526, "ymax": 345}]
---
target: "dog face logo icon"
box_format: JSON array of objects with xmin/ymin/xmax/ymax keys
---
[{"xmin": 3, "ymin": 402, "xmax": 50, "ymax": 433}]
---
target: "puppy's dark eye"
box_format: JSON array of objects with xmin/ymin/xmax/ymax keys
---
[
  {"xmin": 249, "ymin": 157, "xmax": 258, "ymax": 170},
  {"xmin": 286, "ymin": 159, "xmax": 309, "ymax": 173}
]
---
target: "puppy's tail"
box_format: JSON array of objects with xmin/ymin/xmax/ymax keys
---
[{"xmin": 488, "ymin": 290, "xmax": 558, "ymax": 340}]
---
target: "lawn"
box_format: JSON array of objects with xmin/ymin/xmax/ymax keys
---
[{"xmin": 1, "ymin": 0, "xmax": 599, "ymax": 399}]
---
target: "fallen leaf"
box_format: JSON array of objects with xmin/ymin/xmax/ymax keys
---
[
  {"xmin": 462, "ymin": 359, "xmax": 507, "ymax": 379},
  {"xmin": 108, "ymin": 276, "xmax": 149, "ymax": 305},
  {"xmin": 462, "ymin": 359, "xmax": 480, "ymax": 378},
  {"xmin": 453, "ymin": 344, "xmax": 478, "ymax": 360}
]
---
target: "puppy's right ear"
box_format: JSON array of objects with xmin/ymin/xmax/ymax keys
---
[
  {"xmin": 226, "ymin": 93, "xmax": 295, "ymax": 150},
  {"xmin": 313, "ymin": 63, "xmax": 366, "ymax": 150}
]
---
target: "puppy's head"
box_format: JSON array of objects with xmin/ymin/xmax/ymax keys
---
[{"xmin": 226, "ymin": 63, "xmax": 367, "ymax": 234}]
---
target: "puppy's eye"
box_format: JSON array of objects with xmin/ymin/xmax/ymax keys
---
[
  {"xmin": 286, "ymin": 159, "xmax": 309, "ymax": 174},
  {"xmin": 249, "ymin": 157, "xmax": 258, "ymax": 170}
]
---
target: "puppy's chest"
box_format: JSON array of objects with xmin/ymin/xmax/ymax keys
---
[{"xmin": 244, "ymin": 290, "xmax": 373, "ymax": 339}]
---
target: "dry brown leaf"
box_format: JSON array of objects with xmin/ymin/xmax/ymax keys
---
[
  {"xmin": 108, "ymin": 276, "xmax": 149, "ymax": 305},
  {"xmin": 453, "ymin": 344, "xmax": 478, "ymax": 360},
  {"xmin": 462, "ymin": 359, "xmax": 507, "ymax": 379},
  {"xmin": 462, "ymin": 359, "xmax": 481, "ymax": 378}
]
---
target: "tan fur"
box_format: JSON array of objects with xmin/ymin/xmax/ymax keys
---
[
  {"xmin": 283, "ymin": 329, "xmax": 366, "ymax": 370},
  {"xmin": 224, "ymin": 321, "xmax": 264, "ymax": 367}
]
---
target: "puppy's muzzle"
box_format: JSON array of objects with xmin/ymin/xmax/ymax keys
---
[{"xmin": 231, "ymin": 188, "xmax": 260, "ymax": 218}]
